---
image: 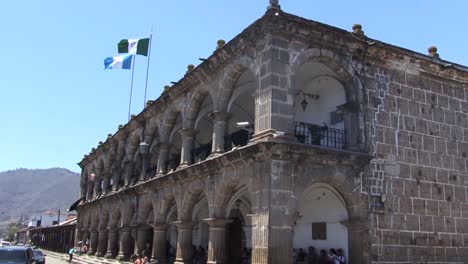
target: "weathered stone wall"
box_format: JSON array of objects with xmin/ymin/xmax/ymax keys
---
[{"xmin": 366, "ymin": 65, "xmax": 468, "ymax": 263}]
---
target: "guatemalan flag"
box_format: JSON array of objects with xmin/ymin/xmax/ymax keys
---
[{"xmin": 104, "ymin": 54, "xmax": 133, "ymax": 70}]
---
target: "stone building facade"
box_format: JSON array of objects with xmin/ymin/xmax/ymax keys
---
[{"xmin": 75, "ymin": 4, "xmax": 468, "ymax": 264}]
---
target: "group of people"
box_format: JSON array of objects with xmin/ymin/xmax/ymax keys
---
[
  {"xmin": 294, "ymin": 247, "xmax": 346, "ymax": 264},
  {"xmin": 131, "ymin": 254, "xmax": 150, "ymax": 264},
  {"xmin": 163, "ymin": 245, "xmax": 207, "ymax": 263}
]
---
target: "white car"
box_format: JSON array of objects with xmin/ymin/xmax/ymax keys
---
[{"xmin": 0, "ymin": 241, "xmax": 11, "ymax": 246}]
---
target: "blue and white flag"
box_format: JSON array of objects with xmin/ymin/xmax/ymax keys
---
[{"xmin": 104, "ymin": 54, "xmax": 133, "ymax": 70}]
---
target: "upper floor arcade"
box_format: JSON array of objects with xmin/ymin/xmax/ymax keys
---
[{"xmin": 78, "ymin": 8, "xmax": 466, "ymax": 203}]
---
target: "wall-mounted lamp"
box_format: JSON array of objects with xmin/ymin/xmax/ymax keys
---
[
  {"xmin": 139, "ymin": 141, "xmax": 149, "ymax": 155},
  {"xmin": 296, "ymin": 91, "xmax": 320, "ymax": 111}
]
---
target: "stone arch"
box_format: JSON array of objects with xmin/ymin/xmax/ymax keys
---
[
  {"xmin": 137, "ymin": 193, "xmax": 154, "ymax": 225},
  {"xmin": 291, "ymin": 48, "xmax": 363, "ymax": 150},
  {"xmin": 98, "ymin": 207, "xmax": 110, "ymax": 230},
  {"xmin": 184, "ymin": 85, "xmax": 215, "ymax": 129},
  {"xmin": 89, "ymin": 209, "xmax": 100, "ymax": 231},
  {"xmin": 216, "ymin": 56, "xmax": 258, "ymax": 112},
  {"xmin": 212, "ymin": 176, "xmax": 241, "ymax": 218},
  {"xmin": 144, "ymin": 117, "xmax": 160, "ymax": 144},
  {"xmin": 115, "ymin": 139, "xmax": 127, "ymax": 167},
  {"xmin": 291, "ymin": 48, "xmax": 354, "ymax": 83},
  {"xmin": 153, "ymin": 189, "xmax": 176, "ymax": 224},
  {"xmin": 225, "ymin": 185, "xmax": 252, "ymax": 220},
  {"xmin": 191, "ymin": 196, "xmax": 209, "ymax": 249},
  {"xmin": 108, "ymin": 205, "xmax": 121, "ymax": 228},
  {"xmin": 124, "ymin": 129, "xmax": 142, "ymax": 162},
  {"xmin": 160, "ymin": 105, "xmax": 185, "ymax": 143},
  {"xmin": 82, "ymin": 209, "xmax": 92, "ymax": 230},
  {"xmin": 293, "ymin": 165, "xmax": 363, "ymax": 222},
  {"xmin": 119, "ymin": 197, "xmax": 136, "ymax": 227},
  {"xmin": 178, "ymin": 180, "xmax": 205, "ymax": 222},
  {"xmin": 293, "ymin": 182, "xmax": 349, "ymax": 259}
]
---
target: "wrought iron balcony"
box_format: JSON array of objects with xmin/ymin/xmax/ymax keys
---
[
  {"xmin": 294, "ymin": 121, "xmax": 345, "ymax": 150},
  {"xmin": 224, "ymin": 129, "xmax": 251, "ymax": 151},
  {"xmin": 193, "ymin": 142, "xmax": 212, "ymax": 163},
  {"xmin": 166, "ymin": 154, "xmax": 181, "ymax": 172}
]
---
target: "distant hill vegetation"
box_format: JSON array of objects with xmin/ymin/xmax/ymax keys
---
[{"xmin": 0, "ymin": 168, "xmax": 80, "ymax": 227}]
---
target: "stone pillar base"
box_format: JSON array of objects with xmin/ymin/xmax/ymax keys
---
[
  {"xmin": 104, "ymin": 253, "xmax": 115, "ymax": 259},
  {"xmin": 116, "ymin": 254, "xmax": 130, "ymax": 261}
]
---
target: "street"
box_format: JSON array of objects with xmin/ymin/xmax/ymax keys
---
[{"xmin": 42, "ymin": 251, "xmax": 69, "ymax": 264}]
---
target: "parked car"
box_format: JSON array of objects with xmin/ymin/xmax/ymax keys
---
[
  {"xmin": 0, "ymin": 241, "xmax": 11, "ymax": 247},
  {"xmin": 32, "ymin": 250, "xmax": 45, "ymax": 264},
  {"xmin": 0, "ymin": 246, "xmax": 35, "ymax": 263}
]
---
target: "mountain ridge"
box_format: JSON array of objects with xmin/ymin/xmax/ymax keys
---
[{"xmin": 0, "ymin": 168, "xmax": 80, "ymax": 229}]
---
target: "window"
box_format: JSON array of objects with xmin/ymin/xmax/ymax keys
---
[{"xmin": 312, "ymin": 222, "xmax": 327, "ymax": 240}]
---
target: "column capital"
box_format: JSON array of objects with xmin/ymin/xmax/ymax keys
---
[
  {"xmin": 179, "ymin": 127, "xmax": 198, "ymax": 137},
  {"xmin": 158, "ymin": 142, "xmax": 170, "ymax": 150},
  {"xmin": 340, "ymin": 219, "xmax": 368, "ymax": 231},
  {"xmin": 202, "ymin": 218, "xmax": 233, "ymax": 228},
  {"xmin": 209, "ymin": 111, "xmax": 231, "ymax": 122},
  {"xmin": 149, "ymin": 223, "xmax": 168, "ymax": 231},
  {"xmin": 119, "ymin": 226, "xmax": 132, "ymax": 232},
  {"xmin": 172, "ymin": 221, "xmax": 193, "ymax": 230},
  {"xmin": 106, "ymin": 227, "xmax": 119, "ymax": 232}
]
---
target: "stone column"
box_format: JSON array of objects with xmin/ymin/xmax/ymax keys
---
[
  {"xmin": 174, "ymin": 222, "xmax": 193, "ymax": 264},
  {"xmin": 252, "ymin": 35, "xmax": 294, "ymax": 142},
  {"xmin": 342, "ymin": 220, "xmax": 368, "ymax": 264},
  {"xmin": 123, "ymin": 162, "xmax": 134, "ymax": 187},
  {"xmin": 137, "ymin": 226, "xmax": 150, "ymax": 255},
  {"xmin": 93, "ymin": 176, "xmax": 102, "ymax": 199},
  {"xmin": 179, "ymin": 128, "xmax": 196, "ymax": 167},
  {"xmin": 88, "ymin": 229, "xmax": 98, "ymax": 255},
  {"xmin": 156, "ymin": 144, "xmax": 169, "ymax": 176},
  {"xmin": 138, "ymin": 154, "xmax": 149, "ymax": 183},
  {"xmin": 250, "ymin": 159, "xmax": 294, "ymax": 264},
  {"xmin": 204, "ymin": 218, "xmax": 232, "ymax": 264},
  {"xmin": 86, "ymin": 182, "xmax": 93, "ymax": 201},
  {"xmin": 96, "ymin": 228, "xmax": 108, "ymax": 257},
  {"xmin": 138, "ymin": 141, "xmax": 150, "ymax": 183},
  {"xmin": 150, "ymin": 224, "xmax": 168, "ymax": 264},
  {"xmin": 209, "ymin": 112, "xmax": 230, "ymax": 154},
  {"xmin": 105, "ymin": 227, "xmax": 119, "ymax": 259},
  {"xmin": 111, "ymin": 167, "xmax": 119, "ymax": 192},
  {"xmin": 116, "ymin": 226, "xmax": 132, "ymax": 261},
  {"xmin": 101, "ymin": 176, "xmax": 110, "ymax": 195}
]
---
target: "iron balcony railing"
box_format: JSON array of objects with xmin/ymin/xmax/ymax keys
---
[
  {"xmin": 193, "ymin": 142, "xmax": 212, "ymax": 163},
  {"xmin": 166, "ymin": 154, "xmax": 181, "ymax": 172},
  {"xmin": 294, "ymin": 121, "xmax": 345, "ymax": 150},
  {"xmin": 224, "ymin": 129, "xmax": 252, "ymax": 151}
]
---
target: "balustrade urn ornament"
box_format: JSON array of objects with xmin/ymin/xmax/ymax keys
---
[
  {"xmin": 216, "ymin": 39, "xmax": 225, "ymax": 50},
  {"xmin": 428, "ymin": 46, "xmax": 440, "ymax": 59},
  {"xmin": 352, "ymin": 24, "xmax": 365, "ymax": 36},
  {"xmin": 145, "ymin": 100, "xmax": 154, "ymax": 108},
  {"xmin": 107, "ymin": 133, "xmax": 113, "ymax": 139},
  {"xmin": 187, "ymin": 64, "xmax": 195, "ymax": 73}
]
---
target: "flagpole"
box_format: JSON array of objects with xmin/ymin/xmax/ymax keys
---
[
  {"xmin": 128, "ymin": 54, "xmax": 136, "ymax": 121},
  {"xmin": 143, "ymin": 26, "xmax": 153, "ymax": 107}
]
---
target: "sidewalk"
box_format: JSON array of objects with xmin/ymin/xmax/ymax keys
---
[{"xmin": 41, "ymin": 249, "xmax": 129, "ymax": 264}]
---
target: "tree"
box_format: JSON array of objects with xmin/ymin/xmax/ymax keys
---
[{"xmin": 5, "ymin": 222, "xmax": 22, "ymax": 242}]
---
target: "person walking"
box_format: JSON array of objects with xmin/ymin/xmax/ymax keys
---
[{"xmin": 68, "ymin": 247, "xmax": 75, "ymax": 263}]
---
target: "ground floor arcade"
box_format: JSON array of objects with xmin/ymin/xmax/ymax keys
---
[{"xmin": 76, "ymin": 143, "xmax": 369, "ymax": 264}]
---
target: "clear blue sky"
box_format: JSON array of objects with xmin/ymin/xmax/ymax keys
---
[{"xmin": 0, "ymin": 0, "xmax": 467, "ymax": 173}]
